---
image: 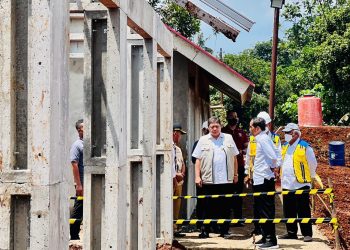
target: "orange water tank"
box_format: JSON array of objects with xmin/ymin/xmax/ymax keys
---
[{"xmin": 297, "ymin": 94, "xmax": 323, "ymax": 127}]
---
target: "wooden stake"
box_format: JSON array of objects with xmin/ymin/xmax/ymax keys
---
[{"xmin": 328, "ymin": 178, "xmax": 341, "ymax": 250}]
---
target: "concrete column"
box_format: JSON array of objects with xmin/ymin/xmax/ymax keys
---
[
  {"xmin": 158, "ymin": 57, "xmax": 174, "ymax": 243},
  {"xmin": 141, "ymin": 38, "xmax": 157, "ymax": 250},
  {"xmin": 28, "ymin": 0, "xmax": 70, "ymax": 249},
  {"xmin": 0, "ymin": 0, "xmax": 69, "ymax": 249},
  {"xmin": 103, "ymin": 7, "xmax": 128, "ymax": 250}
]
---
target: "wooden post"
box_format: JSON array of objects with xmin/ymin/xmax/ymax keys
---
[{"xmin": 328, "ymin": 178, "xmax": 341, "ymax": 250}]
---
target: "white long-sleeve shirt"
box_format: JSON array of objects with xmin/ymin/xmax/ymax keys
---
[
  {"xmin": 281, "ymin": 139, "xmax": 317, "ymax": 190},
  {"xmin": 244, "ymin": 132, "xmax": 277, "ymax": 185},
  {"xmin": 266, "ymin": 130, "xmax": 283, "ymax": 167}
]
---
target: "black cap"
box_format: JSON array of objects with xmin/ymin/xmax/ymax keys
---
[{"xmin": 173, "ymin": 123, "xmax": 187, "ymax": 134}]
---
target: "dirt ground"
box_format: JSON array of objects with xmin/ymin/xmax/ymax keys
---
[{"xmin": 299, "ymin": 126, "xmax": 350, "ymax": 250}]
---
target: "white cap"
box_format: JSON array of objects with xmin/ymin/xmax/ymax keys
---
[
  {"xmin": 282, "ymin": 123, "xmax": 300, "ymax": 132},
  {"xmin": 202, "ymin": 121, "xmax": 208, "ymax": 129},
  {"xmin": 257, "ymin": 111, "xmax": 271, "ymax": 124}
]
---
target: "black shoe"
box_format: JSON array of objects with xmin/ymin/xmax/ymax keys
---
[
  {"xmin": 303, "ymin": 236, "xmax": 312, "ymax": 242},
  {"xmin": 278, "ymin": 233, "xmax": 298, "ymax": 239},
  {"xmin": 220, "ymin": 233, "xmax": 233, "ymax": 239},
  {"xmin": 255, "ymin": 238, "xmax": 266, "ymax": 246},
  {"xmin": 258, "ymin": 242, "xmax": 279, "ymax": 249},
  {"xmin": 174, "ymin": 232, "xmax": 186, "ymax": 237},
  {"xmin": 198, "ymin": 232, "xmax": 209, "ymax": 238}
]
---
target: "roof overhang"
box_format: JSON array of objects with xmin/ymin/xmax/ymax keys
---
[{"xmin": 169, "ymin": 26, "xmax": 254, "ymax": 105}]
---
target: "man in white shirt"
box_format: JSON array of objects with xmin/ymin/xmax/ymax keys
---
[
  {"xmin": 279, "ymin": 123, "xmax": 317, "ymax": 242},
  {"xmin": 192, "ymin": 116, "xmax": 239, "ymax": 239},
  {"xmin": 244, "ymin": 117, "xmax": 278, "ymax": 249}
]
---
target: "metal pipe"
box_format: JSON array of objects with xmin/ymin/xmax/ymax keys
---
[{"xmin": 269, "ymin": 7, "xmax": 280, "ymax": 130}]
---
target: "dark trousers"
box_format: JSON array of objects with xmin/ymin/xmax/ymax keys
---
[
  {"xmin": 253, "ymin": 179, "xmax": 277, "ymax": 243},
  {"xmin": 196, "ymin": 183, "xmax": 233, "ymax": 234},
  {"xmin": 70, "ymin": 200, "xmax": 83, "ymax": 239},
  {"xmin": 283, "ymin": 186, "xmax": 312, "ymax": 237},
  {"xmin": 231, "ymin": 167, "xmax": 245, "ymax": 219}
]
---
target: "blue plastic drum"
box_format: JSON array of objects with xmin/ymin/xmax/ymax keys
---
[{"xmin": 329, "ymin": 141, "xmax": 345, "ymax": 166}]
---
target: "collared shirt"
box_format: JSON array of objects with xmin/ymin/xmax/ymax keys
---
[
  {"xmin": 192, "ymin": 133, "xmax": 239, "ymax": 184},
  {"xmin": 281, "ymin": 138, "xmax": 317, "ymax": 190},
  {"xmin": 245, "ymin": 132, "xmax": 277, "ymax": 185},
  {"xmin": 221, "ymin": 125, "xmax": 248, "ymax": 167},
  {"xmin": 266, "ymin": 130, "xmax": 283, "ymax": 167},
  {"xmin": 174, "ymin": 144, "xmax": 185, "ymax": 185},
  {"xmin": 70, "ymin": 138, "xmax": 84, "ymax": 185}
]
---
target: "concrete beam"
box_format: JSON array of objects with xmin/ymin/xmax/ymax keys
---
[{"xmin": 174, "ymin": 0, "xmax": 239, "ymax": 42}]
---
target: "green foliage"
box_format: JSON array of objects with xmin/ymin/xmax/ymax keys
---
[
  {"xmin": 219, "ymin": 0, "xmax": 350, "ymax": 128},
  {"xmin": 148, "ymin": 0, "xmax": 200, "ymax": 39}
]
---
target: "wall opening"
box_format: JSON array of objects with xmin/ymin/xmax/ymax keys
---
[
  {"xmin": 91, "ymin": 174, "xmax": 105, "ymax": 249},
  {"xmin": 91, "ymin": 18, "xmax": 107, "ymax": 158},
  {"xmin": 130, "ymin": 162, "xmax": 142, "ymax": 250},
  {"xmin": 10, "ymin": 195, "xmax": 30, "ymax": 250},
  {"xmin": 11, "ymin": 0, "xmax": 30, "ymax": 169},
  {"xmin": 130, "ymin": 45, "xmax": 143, "ymax": 149},
  {"xmin": 156, "ymin": 154, "xmax": 164, "ymax": 238}
]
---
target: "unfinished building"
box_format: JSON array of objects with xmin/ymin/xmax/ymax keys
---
[{"xmin": 0, "ymin": 0, "xmax": 254, "ymax": 249}]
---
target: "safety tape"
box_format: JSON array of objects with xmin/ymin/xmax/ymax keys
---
[
  {"xmin": 174, "ymin": 218, "xmax": 337, "ymax": 225},
  {"xmin": 69, "ymin": 218, "xmax": 82, "ymax": 225},
  {"xmin": 173, "ymin": 188, "xmax": 333, "ymax": 200}
]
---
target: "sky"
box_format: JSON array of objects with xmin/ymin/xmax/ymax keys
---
[{"xmin": 192, "ymin": 0, "xmax": 293, "ymax": 56}]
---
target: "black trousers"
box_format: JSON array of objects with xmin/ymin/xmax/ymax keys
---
[
  {"xmin": 70, "ymin": 199, "xmax": 83, "ymax": 239},
  {"xmin": 231, "ymin": 167, "xmax": 245, "ymax": 219},
  {"xmin": 283, "ymin": 186, "xmax": 312, "ymax": 237},
  {"xmin": 197, "ymin": 183, "xmax": 233, "ymax": 234},
  {"xmin": 253, "ymin": 178, "xmax": 277, "ymax": 243}
]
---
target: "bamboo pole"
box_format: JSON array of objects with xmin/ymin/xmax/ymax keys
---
[{"xmin": 328, "ymin": 178, "xmax": 341, "ymax": 250}]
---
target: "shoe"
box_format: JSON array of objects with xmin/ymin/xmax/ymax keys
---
[
  {"xmin": 303, "ymin": 236, "xmax": 313, "ymax": 242},
  {"xmin": 255, "ymin": 238, "xmax": 266, "ymax": 246},
  {"xmin": 174, "ymin": 232, "xmax": 186, "ymax": 237},
  {"xmin": 220, "ymin": 233, "xmax": 233, "ymax": 239},
  {"xmin": 198, "ymin": 232, "xmax": 209, "ymax": 238},
  {"xmin": 258, "ymin": 242, "xmax": 279, "ymax": 249},
  {"xmin": 278, "ymin": 233, "xmax": 298, "ymax": 239}
]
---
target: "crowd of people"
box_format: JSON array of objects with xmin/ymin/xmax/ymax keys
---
[
  {"xmin": 68, "ymin": 110, "xmax": 318, "ymax": 249},
  {"xmin": 173, "ymin": 111, "xmax": 318, "ymax": 250}
]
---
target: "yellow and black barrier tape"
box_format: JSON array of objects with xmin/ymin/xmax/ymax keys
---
[
  {"xmin": 173, "ymin": 188, "xmax": 333, "ymax": 200},
  {"xmin": 174, "ymin": 218, "xmax": 337, "ymax": 225},
  {"xmin": 69, "ymin": 218, "xmax": 82, "ymax": 225}
]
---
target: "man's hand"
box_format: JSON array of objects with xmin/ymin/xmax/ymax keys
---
[
  {"xmin": 76, "ymin": 184, "xmax": 83, "ymax": 197},
  {"xmin": 274, "ymin": 168, "xmax": 280, "ymax": 180},
  {"xmin": 244, "ymin": 176, "xmax": 251, "ymax": 185},
  {"xmin": 195, "ymin": 176, "xmax": 202, "ymax": 187},
  {"xmin": 176, "ymin": 173, "xmax": 184, "ymax": 182},
  {"xmin": 233, "ymin": 175, "xmax": 239, "ymax": 184}
]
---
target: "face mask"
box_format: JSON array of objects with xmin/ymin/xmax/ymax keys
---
[
  {"xmin": 285, "ymin": 134, "xmax": 293, "ymax": 142},
  {"xmin": 227, "ymin": 118, "xmax": 238, "ymax": 126}
]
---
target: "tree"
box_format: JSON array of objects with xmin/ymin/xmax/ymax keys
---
[{"xmin": 148, "ymin": 0, "xmax": 200, "ymax": 39}]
